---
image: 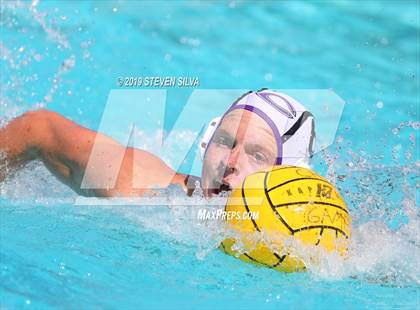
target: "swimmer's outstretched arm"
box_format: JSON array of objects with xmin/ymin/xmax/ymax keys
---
[{"xmin": 0, "ymin": 109, "xmax": 187, "ymax": 197}]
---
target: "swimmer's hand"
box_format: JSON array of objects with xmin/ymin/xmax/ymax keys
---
[{"xmin": 0, "ymin": 110, "xmax": 186, "ymax": 197}]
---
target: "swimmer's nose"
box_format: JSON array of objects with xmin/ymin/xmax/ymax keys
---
[
  {"xmin": 214, "ymin": 145, "xmax": 242, "ymax": 187},
  {"xmin": 226, "ymin": 145, "xmax": 241, "ymax": 172},
  {"xmin": 219, "ymin": 146, "xmax": 243, "ymax": 183}
]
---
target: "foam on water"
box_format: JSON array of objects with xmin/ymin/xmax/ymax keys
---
[{"xmin": 1, "ymin": 151, "xmax": 418, "ymax": 288}]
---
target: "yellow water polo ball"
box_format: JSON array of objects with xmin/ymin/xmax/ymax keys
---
[{"xmin": 220, "ymin": 165, "xmax": 351, "ymax": 272}]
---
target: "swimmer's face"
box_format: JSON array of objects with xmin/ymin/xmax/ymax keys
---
[{"xmin": 201, "ymin": 109, "xmax": 277, "ymax": 197}]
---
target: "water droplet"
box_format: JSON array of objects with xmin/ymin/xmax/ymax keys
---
[
  {"xmin": 264, "ymin": 73, "xmax": 273, "ymax": 82},
  {"xmin": 164, "ymin": 53, "xmax": 172, "ymax": 62},
  {"xmin": 380, "ymin": 37, "xmax": 389, "ymax": 45},
  {"xmin": 393, "ymin": 144, "xmax": 402, "ymax": 151},
  {"xmin": 376, "ymin": 101, "xmax": 383, "ymax": 109},
  {"xmin": 33, "ymin": 54, "xmax": 42, "ymax": 61},
  {"xmin": 231, "ymin": 70, "xmax": 239, "ymax": 77},
  {"xmin": 112, "ymin": 7, "xmax": 118, "ymax": 12}
]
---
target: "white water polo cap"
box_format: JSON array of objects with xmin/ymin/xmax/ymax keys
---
[{"xmin": 199, "ymin": 89, "xmax": 315, "ymax": 167}]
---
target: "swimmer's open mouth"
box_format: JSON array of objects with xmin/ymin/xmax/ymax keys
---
[{"xmin": 211, "ymin": 182, "xmax": 232, "ymax": 196}]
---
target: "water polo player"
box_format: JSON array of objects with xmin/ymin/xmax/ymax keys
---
[{"xmin": 0, "ymin": 89, "xmax": 315, "ymax": 197}]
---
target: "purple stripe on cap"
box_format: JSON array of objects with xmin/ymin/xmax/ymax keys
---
[
  {"xmin": 203, "ymin": 91, "xmax": 287, "ymax": 164},
  {"xmin": 221, "ymin": 104, "xmax": 283, "ymax": 164},
  {"xmin": 256, "ymin": 92, "xmax": 296, "ymax": 119}
]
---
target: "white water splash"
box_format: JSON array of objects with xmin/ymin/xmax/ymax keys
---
[
  {"xmin": 1, "ymin": 121, "xmax": 419, "ymax": 287},
  {"xmin": 0, "ymin": 0, "xmax": 75, "ymax": 116},
  {"xmin": 38, "ymin": 54, "xmax": 76, "ymax": 107},
  {"xmin": 1, "ymin": 0, "xmax": 71, "ymax": 49}
]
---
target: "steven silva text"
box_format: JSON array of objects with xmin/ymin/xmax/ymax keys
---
[
  {"xmin": 117, "ymin": 76, "xmax": 200, "ymax": 87},
  {"xmin": 197, "ymin": 209, "xmax": 260, "ymax": 221}
]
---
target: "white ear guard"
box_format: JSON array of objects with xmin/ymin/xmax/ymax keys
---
[{"xmin": 199, "ymin": 116, "xmax": 221, "ymax": 159}]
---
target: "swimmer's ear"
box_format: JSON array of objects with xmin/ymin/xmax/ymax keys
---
[{"xmin": 199, "ymin": 116, "xmax": 221, "ymax": 159}]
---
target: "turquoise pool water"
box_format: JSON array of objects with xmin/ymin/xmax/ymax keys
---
[{"xmin": 1, "ymin": 1, "xmax": 419, "ymax": 309}]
